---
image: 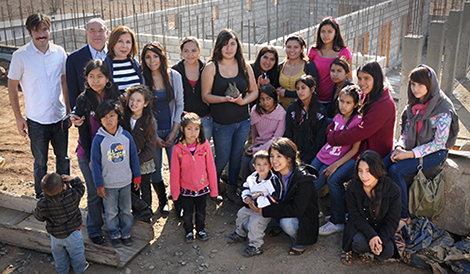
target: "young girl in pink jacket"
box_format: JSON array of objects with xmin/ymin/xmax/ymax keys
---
[{"xmin": 170, "ymin": 112, "xmax": 218, "ymax": 243}]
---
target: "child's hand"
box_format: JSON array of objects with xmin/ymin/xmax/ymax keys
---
[
  {"xmin": 97, "ymin": 188, "xmax": 106, "ymax": 199},
  {"xmin": 134, "ymin": 183, "xmax": 140, "ymax": 191},
  {"xmin": 322, "ymin": 164, "xmax": 339, "ymax": 179},
  {"xmin": 61, "ymin": 175, "xmax": 74, "ymax": 181},
  {"xmin": 244, "ymin": 196, "xmax": 253, "ymax": 205}
]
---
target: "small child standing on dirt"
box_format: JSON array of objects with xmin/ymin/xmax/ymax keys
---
[
  {"xmin": 170, "ymin": 112, "xmax": 218, "ymax": 243},
  {"xmin": 34, "ymin": 173, "xmax": 89, "ymax": 274},
  {"xmin": 226, "ymin": 150, "xmax": 282, "ymax": 257},
  {"xmin": 91, "ymin": 100, "xmax": 141, "ymax": 248}
]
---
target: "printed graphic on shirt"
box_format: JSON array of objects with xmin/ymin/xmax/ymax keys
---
[
  {"xmin": 327, "ymin": 121, "xmax": 346, "ymax": 156},
  {"xmin": 107, "ymin": 143, "xmax": 126, "ymax": 163}
]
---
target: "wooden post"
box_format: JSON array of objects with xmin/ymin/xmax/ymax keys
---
[
  {"xmin": 253, "ymin": 21, "xmax": 256, "ymax": 45},
  {"xmin": 248, "ymin": 19, "xmax": 251, "ymax": 58},
  {"xmin": 71, "ymin": 9, "xmax": 77, "ymax": 50},
  {"xmin": 196, "ymin": 15, "xmax": 199, "ymax": 39},
  {"xmin": 241, "ymin": 20, "xmax": 243, "ymax": 42},
  {"xmin": 382, "ymin": 24, "xmax": 387, "ymax": 57},
  {"xmin": 365, "ymin": 32, "xmax": 369, "ymax": 55},
  {"xmin": 386, "ymin": 22, "xmax": 391, "ymax": 67},
  {"xmin": 60, "ymin": 8, "xmax": 66, "ymax": 52},
  {"xmin": 267, "ymin": 20, "xmax": 270, "ymax": 45},
  {"xmin": 19, "ymin": 0, "xmax": 26, "ymax": 45},
  {"xmin": 202, "ymin": 17, "xmax": 204, "ymax": 40},
  {"xmin": 2, "ymin": 7, "xmax": 8, "ymax": 46},
  {"xmin": 101, "ymin": 0, "xmax": 104, "ymax": 20},
  {"xmin": 397, "ymin": 16, "xmax": 402, "ymax": 60},
  {"xmin": 211, "ymin": 18, "xmax": 214, "ymax": 43},
  {"xmin": 378, "ymin": 25, "xmax": 383, "ymax": 57}
]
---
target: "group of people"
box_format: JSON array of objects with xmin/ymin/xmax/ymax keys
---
[{"xmin": 8, "ymin": 12, "xmax": 459, "ymax": 274}]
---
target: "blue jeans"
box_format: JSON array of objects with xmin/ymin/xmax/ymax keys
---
[
  {"xmin": 103, "ymin": 184, "xmax": 133, "ymax": 239},
  {"xmin": 78, "ymin": 157, "xmax": 104, "ymax": 238},
  {"xmin": 50, "ymin": 229, "xmax": 87, "ymax": 274},
  {"xmin": 212, "ymin": 119, "xmax": 251, "ymax": 186},
  {"xmin": 311, "ymin": 157, "xmax": 355, "ymax": 224},
  {"xmin": 240, "ymin": 154, "xmax": 255, "ymax": 181},
  {"xmin": 383, "ymin": 149, "xmax": 448, "ymax": 219},
  {"xmin": 27, "ymin": 119, "xmax": 70, "ymax": 196},
  {"xmin": 279, "ymin": 217, "xmax": 309, "ymax": 250},
  {"xmin": 201, "ymin": 114, "xmax": 213, "ymax": 141},
  {"xmin": 152, "ymin": 129, "xmax": 174, "ymax": 183}
]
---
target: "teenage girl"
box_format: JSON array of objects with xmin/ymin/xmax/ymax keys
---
[
  {"xmin": 277, "ymin": 34, "xmax": 318, "ymax": 109},
  {"xmin": 327, "ymin": 57, "xmax": 352, "ymax": 118},
  {"xmin": 170, "ymin": 112, "xmax": 218, "ymax": 243},
  {"xmin": 284, "ymin": 75, "xmax": 327, "ymax": 164},
  {"xmin": 311, "ymin": 85, "xmax": 362, "ymax": 236},
  {"xmin": 327, "ymin": 61, "xmax": 396, "ymax": 159},
  {"xmin": 308, "ymin": 17, "xmax": 352, "ymax": 111},
  {"xmin": 341, "ymin": 150, "xmax": 401, "ymax": 265},
  {"xmin": 241, "ymin": 84, "xmax": 286, "ymax": 180},
  {"xmin": 251, "ymin": 46, "xmax": 280, "ymax": 89},
  {"xmin": 141, "ymin": 41, "xmax": 184, "ymax": 214},
  {"xmin": 71, "ymin": 59, "xmax": 121, "ymax": 245},
  {"xmin": 122, "ymin": 85, "xmax": 157, "ymax": 216},
  {"xmin": 172, "ymin": 37, "xmax": 212, "ymax": 139}
]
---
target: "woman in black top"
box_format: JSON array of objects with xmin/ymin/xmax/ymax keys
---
[
  {"xmin": 201, "ymin": 29, "xmax": 258, "ymax": 204},
  {"xmin": 341, "ymin": 150, "xmax": 401, "ymax": 265},
  {"xmin": 172, "ymin": 37, "xmax": 212, "ymax": 139}
]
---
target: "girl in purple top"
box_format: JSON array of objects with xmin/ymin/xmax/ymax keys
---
[
  {"xmin": 311, "ymin": 85, "xmax": 362, "ymax": 236},
  {"xmin": 308, "ymin": 17, "xmax": 352, "ymax": 109},
  {"xmin": 71, "ymin": 59, "xmax": 120, "ymax": 245}
]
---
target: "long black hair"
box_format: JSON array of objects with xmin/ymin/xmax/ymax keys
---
[
  {"xmin": 82, "ymin": 59, "xmax": 120, "ymax": 112},
  {"xmin": 268, "ymin": 137, "xmax": 300, "ymax": 169},
  {"xmin": 338, "ymin": 85, "xmax": 361, "ymax": 127},
  {"xmin": 256, "ymin": 84, "xmax": 279, "ymax": 115},
  {"xmin": 252, "ymin": 46, "xmax": 279, "ymax": 86},
  {"xmin": 314, "ymin": 17, "xmax": 347, "ymax": 52},
  {"xmin": 141, "ymin": 41, "xmax": 174, "ymax": 102},
  {"xmin": 293, "ymin": 75, "xmax": 324, "ymax": 143},
  {"xmin": 354, "ymin": 150, "xmax": 386, "ymax": 218},
  {"xmin": 122, "ymin": 85, "xmax": 156, "ymax": 141},
  {"xmin": 209, "ymin": 29, "xmax": 250, "ymax": 91},
  {"xmin": 357, "ymin": 61, "xmax": 384, "ymax": 115}
]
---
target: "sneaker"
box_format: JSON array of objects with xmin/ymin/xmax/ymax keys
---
[
  {"xmin": 90, "ymin": 235, "xmax": 106, "ymax": 245},
  {"xmin": 185, "ymin": 232, "xmax": 195, "ymax": 243},
  {"xmin": 111, "ymin": 238, "xmax": 122, "ymax": 248},
  {"xmin": 226, "ymin": 232, "xmax": 246, "ymax": 243},
  {"xmin": 196, "ymin": 230, "xmax": 210, "ymax": 241},
  {"xmin": 319, "ymin": 221, "xmax": 344, "ymax": 236},
  {"xmin": 121, "ymin": 237, "xmax": 134, "ymax": 246},
  {"xmin": 241, "ymin": 246, "xmax": 263, "ymax": 257}
]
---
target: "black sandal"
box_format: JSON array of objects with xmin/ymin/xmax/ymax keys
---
[
  {"xmin": 341, "ymin": 250, "xmax": 353, "ymax": 265},
  {"xmin": 288, "ymin": 247, "xmax": 306, "ymax": 255},
  {"xmin": 268, "ymin": 228, "xmax": 282, "ymax": 237}
]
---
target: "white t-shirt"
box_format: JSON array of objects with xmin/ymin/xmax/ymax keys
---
[{"xmin": 8, "ymin": 41, "xmax": 67, "ymax": 124}]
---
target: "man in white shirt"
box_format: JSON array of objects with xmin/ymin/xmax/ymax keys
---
[
  {"xmin": 66, "ymin": 18, "xmax": 109, "ymax": 109},
  {"xmin": 8, "ymin": 13, "xmax": 70, "ymax": 198}
]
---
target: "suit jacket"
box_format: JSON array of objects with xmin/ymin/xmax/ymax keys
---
[{"xmin": 66, "ymin": 45, "xmax": 93, "ymax": 108}]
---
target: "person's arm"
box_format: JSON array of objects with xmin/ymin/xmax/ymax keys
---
[
  {"xmin": 204, "ymin": 141, "xmax": 219, "ymax": 197},
  {"xmin": 91, "ymin": 136, "xmax": 105, "ymax": 190},
  {"xmin": 65, "ymin": 56, "xmax": 79, "ymax": 109},
  {"xmin": 169, "ymin": 145, "xmax": 181, "ymax": 201},
  {"xmin": 412, "ymin": 113, "xmax": 451, "ymax": 157},
  {"xmin": 328, "ymin": 97, "xmax": 394, "ymax": 147},
  {"xmin": 323, "ymin": 141, "xmax": 360, "ymax": 179},
  {"xmin": 256, "ymin": 176, "xmax": 282, "ymax": 208},
  {"xmin": 61, "ymin": 74, "xmax": 71, "ymax": 115},
  {"xmin": 201, "ymin": 62, "xmax": 231, "ymax": 104},
  {"xmin": 8, "ymin": 79, "xmax": 27, "ymax": 137},
  {"xmin": 262, "ymin": 174, "xmax": 315, "ymax": 218},
  {"xmin": 65, "ymin": 175, "xmax": 86, "ymax": 198},
  {"xmin": 138, "ymin": 119, "xmax": 157, "ymax": 165},
  {"xmin": 126, "ymin": 131, "xmax": 141, "ymax": 190},
  {"xmin": 378, "ymin": 182, "xmax": 401, "ymax": 243},
  {"xmin": 166, "ymin": 71, "xmax": 184, "ymax": 146},
  {"xmin": 33, "ymin": 202, "xmax": 46, "ymax": 222}
]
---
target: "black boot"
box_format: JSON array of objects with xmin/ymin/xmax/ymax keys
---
[
  {"xmin": 152, "ymin": 181, "xmax": 169, "ymax": 215},
  {"xmin": 131, "ymin": 192, "xmax": 153, "ymax": 223}
]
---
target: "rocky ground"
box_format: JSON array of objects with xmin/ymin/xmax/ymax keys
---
[{"xmin": 0, "ymin": 70, "xmax": 453, "ymax": 274}]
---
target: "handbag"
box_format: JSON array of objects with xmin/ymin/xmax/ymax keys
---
[{"xmin": 408, "ymin": 156, "xmax": 446, "ymax": 219}]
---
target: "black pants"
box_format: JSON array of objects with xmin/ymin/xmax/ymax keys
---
[
  {"xmin": 352, "ymin": 231, "xmax": 394, "ymax": 260},
  {"xmin": 180, "ymin": 194, "xmax": 208, "ymax": 234},
  {"xmin": 132, "ymin": 173, "xmax": 152, "ymax": 207}
]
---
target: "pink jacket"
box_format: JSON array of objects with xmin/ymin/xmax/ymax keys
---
[{"xmin": 170, "ymin": 139, "xmax": 218, "ymax": 200}]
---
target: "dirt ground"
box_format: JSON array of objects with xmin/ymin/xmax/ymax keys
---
[{"xmin": 0, "ymin": 75, "xmax": 444, "ymax": 274}]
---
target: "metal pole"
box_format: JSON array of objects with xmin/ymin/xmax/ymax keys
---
[
  {"xmin": 71, "ymin": 9, "xmax": 77, "ymax": 50},
  {"xmin": 267, "ymin": 20, "xmax": 270, "ymax": 44}
]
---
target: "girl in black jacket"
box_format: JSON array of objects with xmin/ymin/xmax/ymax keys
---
[
  {"xmin": 341, "ymin": 150, "xmax": 401, "ymax": 265},
  {"xmin": 250, "ymin": 137, "xmax": 319, "ymax": 255}
]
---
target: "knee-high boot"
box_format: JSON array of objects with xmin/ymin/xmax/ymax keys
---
[{"xmin": 152, "ymin": 181, "xmax": 169, "ymax": 214}]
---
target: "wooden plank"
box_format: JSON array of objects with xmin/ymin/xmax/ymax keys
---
[
  {"xmin": 378, "ymin": 25, "xmax": 383, "ymax": 56},
  {"xmin": 0, "ymin": 192, "xmax": 153, "ymax": 267},
  {"xmin": 0, "ymin": 207, "xmax": 30, "ymax": 226},
  {"xmin": 365, "ymin": 32, "xmax": 369, "ymax": 55}
]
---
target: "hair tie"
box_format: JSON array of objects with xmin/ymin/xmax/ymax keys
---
[{"xmin": 428, "ymin": 70, "xmax": 431, "ymax": 77}]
